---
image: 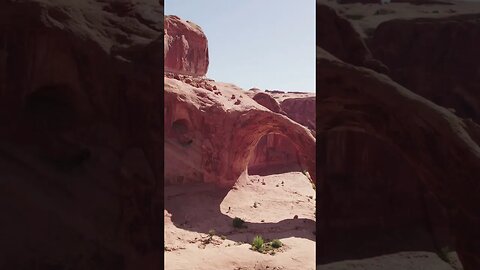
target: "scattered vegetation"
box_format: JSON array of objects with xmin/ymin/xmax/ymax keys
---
[
  {"xmin": 271, "ymin": 239, "xmax": 283, "ymax": 248},
  {"xmin": 250, "ymin": 236, "xmax": 284, "ymax": 255},
  {"xmin": 232, "ymin": 217, "xmax": 245, "ymax": 228},
  {"xmin": 220, "ymin": 235, "xmax": 226, "ymax": 240},
  {"xmin": 252, "ymin": 235, "xmax": 264, "ymax": 251},
  {"xmin": 253, "ymin": 202, "xmax": 258, "ymax": 208}
]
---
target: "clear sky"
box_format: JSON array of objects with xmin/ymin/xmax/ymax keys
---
[{"xmin": 165, "ymin": 1, "xmax": 316, "ymax": 92}]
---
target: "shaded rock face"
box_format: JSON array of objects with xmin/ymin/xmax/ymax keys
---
[
  {"xmin": 248, "ymin": 133, "xmax": 301, "ymax": 174},
  {"xmin": 369, "ymin": 15, "xmax": 480, "ymax": 123},
  {"xmin": 318, "ymin": 128, "xmax": 452, "ymax": 262},
  {"xmin": 0, "ymin": 0, "xmax": 163, "ymax": 269},
  {"xmin": 280, "ymin": 97, "xmax": 316, "ymax": 131},
  {"xmin": 316, "ymin": 3, "xmax": 389, "ymax": 74},
  {"xmin": 249, "ymin": 92, "xmax": 316, "ymax": 174},
  {"xmin": 164, "ymin": 78, "xmax": 316, "ymax": 187},
  {"xmin": 316, "ymin": 46, "xmax": 480, "ymax": 269},
  {"xmin": 164, "ymin": 15, "xmax": 209, "ymax": 76},
  {"xmin": 337, "ymin": 0, "xmax": 453, "ymax": 4}
]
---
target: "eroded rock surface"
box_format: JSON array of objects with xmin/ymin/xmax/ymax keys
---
[
  {"xmin": 164, "ymin": 15, "xmax": 209, "ymax": 76},
  {"xmin": 164, "ymin": 78, "xmax": 316, "ymax": 187},
  {"xmin": 369, "ymin": 14, "xmax": 480, "ymax": 122},
  {"xmin": 0, "ymin": 0, "xmax": 163, "ymax": 269},
  {"xmin": 317, "ymin": 46, "xmax": 480, "ymax": 269},
  {"xmin": 316, "ymin": 3, "xmax": 389, "ymax": 74}
]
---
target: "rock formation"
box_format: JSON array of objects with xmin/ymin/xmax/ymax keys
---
[
  {"xmin": 369, "ymin": 14, "xmax": 480, "ymax": 122},
  {"xmin": 252, "ymin": 92, "xmax": 284, "ymax": 114},
  {"xmin": 163, "ymin": 14, "xmax": 316, "ymax": 187},
  {"xmin": 280, "ymin": 96, "xmax": 316, "ymax": 131},
  {"xmin": 0, "ymin": 0, "xmax": 163, "ymax": 269},
  {"xmin": 164, "ymin": 77, "xmax": 316, "ymax": 187},
  {"xmin": 317, "ymin": 45, "xmax": 480, "ymax": 269},
  {"xmin": 316, "ymin": 3, "xmax": 389, "ymax": 74},
  {"xmin": 164, "ymin": 15, "xmax": 209, "ymax": 76}
]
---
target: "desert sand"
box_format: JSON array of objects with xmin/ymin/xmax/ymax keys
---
[{"xmin": 164, "ymin": 171, "xmax": 316, "ymax": 270}]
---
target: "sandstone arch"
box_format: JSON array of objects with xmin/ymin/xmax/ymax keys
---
[
  {"xmin": 164, "ymin": 78, "xmax": 316, "ymax": 187},
  {"xmin": 227, "ymin": 110, "xmax": 316, "ymax": 187},
  {"xmin": 248, "ymin": 132, "xmax": 302, "ymax": 175},
  {"xmin": 317, "ymin": 49, "xmax": 480, "ymax": 269}
]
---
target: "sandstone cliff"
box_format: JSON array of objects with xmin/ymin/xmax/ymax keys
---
[{"xmin": 0, "ymin": 0, "xmax": 164, "ymax": 268}]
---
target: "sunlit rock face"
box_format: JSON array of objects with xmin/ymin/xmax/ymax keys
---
[
  {"xmin": 164, "ymin": 77, "xmax": 316, "ymax": 187},
  {"xmin": 164, "ymin": 15, "xmax": 209, "ymax": 76}
]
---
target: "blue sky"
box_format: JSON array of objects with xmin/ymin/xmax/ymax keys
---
[{"xmin": 165, "ymin": 1, "xmax": 315, "ymax": 92}]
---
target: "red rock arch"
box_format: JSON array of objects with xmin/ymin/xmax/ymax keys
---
[
  {"xmin": 227, "ymin": 110, "xmax": 316, "ymax": 187},
  {"xmin": 164, "ymin": 79, "xmax": 316, "ymax": 188},
  {"xmin": 317, "ymin": 52, "xmax": 480, "ymax": 269}
]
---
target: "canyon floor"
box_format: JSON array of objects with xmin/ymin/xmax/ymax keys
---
[{"xmin": 164, "ymin": 171, "xmax": 316, "ymax": 270}]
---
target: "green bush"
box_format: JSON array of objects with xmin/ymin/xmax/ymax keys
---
[
  {"xmin": 232, "ymin": 217, "xmax": 245, "ymax": 228},
  {"xmin": 252, "ymin": 235, "xmax": 264, "ymax": 251},
  {"xmin": 271, "ymin": 239, "xmax": 283, "ymax": 248}
]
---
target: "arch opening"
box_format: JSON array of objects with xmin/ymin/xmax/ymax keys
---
[{"xmin": 247, "ymin": 132, "xmax": 303, "ymax": 176}]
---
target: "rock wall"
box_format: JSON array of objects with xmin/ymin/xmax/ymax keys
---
[
  {"xmin": 280, "ymin": 96, "xmax": 316, "ymax": 131},
  {"xmin": 316, "ymin": 3, "xmax": 388, "ymax": 74},
  {"xmin": 164, "ymin": 15, "xmax": 209, "ymax": 76},
  {"xmin": 0, "ymin": 0, "xmax": 164, "ymax": 269},
  {"xmin": 369, "ymin": 14, "xmax": 480, "ymax": 123},
  {"xmin": 317, "ymin": 46, "xmax": 480, "ymax": 269}
]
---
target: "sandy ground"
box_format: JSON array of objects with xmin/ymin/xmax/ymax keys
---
[
  {"xmin": 319, "ymin": 0, "xmax": 480, "ymax": 37},
  {"xmin": 164, "ymin": 171, "xmax": 316, "ymax": 270}
]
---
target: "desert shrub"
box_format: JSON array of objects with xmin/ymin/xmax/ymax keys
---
[
  {"xmin": 208, "ymin": 229, "xmax": 216, "ymax": 236},
  {"xmin": 271, "ymin": 239, "xmax": 283, "ymax": 248},
  {"xmin": 220, "ymin": 235, "xmax": 226, "ymax": 240},
  {"xmin": 252, "ymin": 235, "xmax": 264, "ymax": 251},
  {"xmin": 232, "ymin": 217, "xmax": 245, "ymax": 228}
]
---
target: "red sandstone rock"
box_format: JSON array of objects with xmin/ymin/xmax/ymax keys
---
[
  {"xmin": 317, "ymin": 46, "xmax": 480, "ymax": 269},
  {"xmin": 317, "ymin": 3, "xmax": 389, "ymax": 74},
  {"xmin": 279, "ymin": 97, "xmax": 316, "ymax": 131},
  {"xmin": 369, "ymin": 14, "xmax": 480, "ymax": 122},
  {"xmin": 164, "ymin": 15, "xmax": 209, "ymax": 76},
  {"xmin": 0, "ymin": 0, "xmax": 163, "ymax": 268},
  {"xmin": 164, "ymin": 78, "xmax": 316, "ymax": 188},
  {"xmin": 252, "ymin": 92, "xmax": 283, "ymax": 113}
]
